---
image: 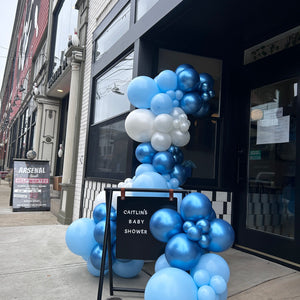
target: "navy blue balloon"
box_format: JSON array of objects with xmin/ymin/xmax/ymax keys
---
[
  {"xmin": 199, "ymin": 73, "xmax": 214, "ymax": 90},
  {"xmin": 90, "ymin": 244, "xmax": 109, "ymax": 270},
  {"xmin": 193, "ymin": 101, "xmax": 210, "ymax": 118},
  {"xmin": 208, "ymin": 219, "xmax": 235, "ymax": 252},
  {"xmin": 165, "ymin": 233, "xmax": 203, "ymax": 271},
  {"xmin": 152, "ymin": 151, "xmax": 175, "ymax": 174},
  {"xmin": 201, "ymin": 92, "xmax": 211, "ymax": 102},
  {"xmin": 135, "ymin": 142, "xmax": 157, "ymax": 163},
  {"xmin": 177, "ymin": 68, "xmax": 199, "ymax": 92},
  {"xmin": 180, "ymin": 92, "xmax": 203, "ymax": 114},
  {"xmin": 93, "ymin": 203, "xmax": 116, "ymax": 224},
  {"xmin": 180, "ymin": 192, "xmax": 212, "ymax": 221},
  {"xmin": 150, "ymin": 208, "xmax": 183, "ymax": 242},
  {"xmin": 168, "ymin": 146, "xmax": 184, "ymax": 164},
  {"xmin": 175, "ymin": 64, "xmax": 194, "ymax": 75},
  {"xmin": 94, "ymin": 219, "xmax": 117, "ymax": 245},
  {"xmin": 170, "ymin": 164, "xmax": 187, "ymax": 186}
]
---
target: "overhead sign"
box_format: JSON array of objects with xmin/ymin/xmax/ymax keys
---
[{"xmin": 12, "ymin": 159, "xmax": 50, "ymax": 212}]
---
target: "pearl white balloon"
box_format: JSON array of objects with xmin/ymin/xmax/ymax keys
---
[
  {"xmin": 151, "ymin": 132, "xmax": 172, "ymax": 151},
  {"xmin": 154, "ymin": 114, "xmax": 174, "ymax": 133},
  {"xmin": 171, "ymin": 107, "xmax": 185, "ymax": 118},
  {"xmin": 171, "ymin": 129, "xmax": 190, "ymax": 147},
  {"xmin": 173, "ymin": 119, "xmax": 180, "ymax": 129},
  {"xmin": 180, "ymin": 121, "xmax": 190, "ymax": 132},
  {"xmin": 125, "ymin": 109, "xmax": 155, "ymax": 142}
]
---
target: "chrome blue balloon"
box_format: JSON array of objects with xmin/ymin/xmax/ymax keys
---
[
  {"xmin": 170, "ymin": 164, "xmax": 187, "ymax": 186},
  {"xmin": 87, "ymin": 256, "xmax": 106, "ymax": 277},
  {"xmin": 168, "ymin": 146, "xmax": 184, "ymax": 164},
  {"xmin": 135, "ymin": 142, "xmax": 157, "ymax": 164},
  {"xmin": 198, "ymin": 234, "xmax": 211, "ymax": 249},
  {"xmin": 180, "ymin": 92, "xmax": 203, "ymax": 114},
  {"xmin": 93, "ymin": 203, "xmax": 116, "ymax": 223},
  {"xmin": 186, "ymin": 225, "xmax": 202, "ymax": 241},
  {"xmin": 180, "ymin": 192, "xmax": 212, "ymax": 221},
  {"xmin": 155, "ymin": 70, "xmax": 178, "ymax": 92},
  {"xmin": 209, "ymin": 90, "xmax": 215, "ymax": 98},
  {"xmin": 183, "ymin": 220, "xmax": 195, "ymax": 233},
  {"xmin": 112, "ymin": 259, "xmax": 144, "ymax": 278},
  {"xmin": 196, "ymin": 219, "xmax": 210, "ymax": 233},
  {"xmin": 208, "ymin": 219, "xmax": 235, "ymax": 252},
  {"xmin": 201, "ymin": 92, "xmax": 211, "ymax": 102},
  {"xmin": 199, "ymin": 73, "xmax": 214, "ymax": 90},
  {"xmin": 177, "ymin": 68, "xmax": 199, "ymax": 92},
  {"xmin": 165, "ymin": 233, "xmax": 203, "ymax": 271},
  {"xmin": 175, "ymin": 64, "xmax": 194, "ymax": 75},
  {"xmin": 145, "ymin": 267, "xmax": 198, "ymax": 300},
  {"xmin": 207, "ymin": 208, "xmax": 217, "ymax": 221},
  {"xmin": 154, "ymin": 254, "xmax": 171, "ymax": 272},
  {"xmin": 135, "ymin": 163, "xmax": 156, "ymax": 176},
  {"xmin": 150, "ymin": 208, "xmax": 183, "ymax": 242},
  {"xmin": 193, "ymin": 101, "xmax": 210, "ymax": 118},
  {"xmin": 94, "ymin": 219, "xmax": 117, "ymax": 245},
  {"xmin": 152, "ymin": 151, "xmax": 175, "ymax": 175},
  {"xmin": 90, "ymin": 244, "xmax": 109, "ymax": 270},
  {"xmin": 150, "ymin": 93, "xmax": 173, "ymax": 115}
]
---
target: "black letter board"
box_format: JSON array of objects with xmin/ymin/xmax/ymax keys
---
[{"xmin": 116, "ymin": 196, "xmax": 177, "ymax": 260}]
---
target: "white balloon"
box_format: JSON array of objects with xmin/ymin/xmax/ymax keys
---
[
  {"xmin": 171, "ymin": 129, "xmax": 190, "ymax": 147},
  {"xmin": 171, "ymin": 107, "xmax": 185, "ymax": 118},
  {"xmin": 125, "ymin": 109, "xmax": 155, "ymax": 142},
  {"xmin": 173, "ymin": 119, "xmax": 180, "ymax": 129},
  {"xmin": 151, "ymin": 132, "xmax": 172, "ymax": 151},
  {"xmin": 180, "ymin": 121, "xmax": 190, "ymax": 132},
  {"xmin": 154, "ymin": 114, "xmax": 174, "ymax": 133}
]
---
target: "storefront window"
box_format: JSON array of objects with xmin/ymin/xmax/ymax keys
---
[{"xmin": 136, "ymin": 0, "xmax": 159, "ymax": 21}]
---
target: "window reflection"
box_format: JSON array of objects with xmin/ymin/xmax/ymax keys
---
[{"xmin": 136, "ymin": 0, "xmax": 159, "ymax": 21}]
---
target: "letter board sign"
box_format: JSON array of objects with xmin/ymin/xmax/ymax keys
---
[{"xmin": 116, "ymin": 196, "xmax": 177, "ymax": 260}]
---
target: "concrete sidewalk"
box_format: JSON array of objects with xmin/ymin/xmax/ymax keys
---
[{"xmin": 0, "ymin": 180, "xmax": 299, "ymax": 300}]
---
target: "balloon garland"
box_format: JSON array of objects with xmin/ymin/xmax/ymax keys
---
[{"xmin": 65, "ymin": 64, "xmax": 234, "ymax": 299}]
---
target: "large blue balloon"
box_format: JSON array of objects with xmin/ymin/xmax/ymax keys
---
[
  {"xmin": 150, "ymin": 208, "xmax": 183, "ymax": 242},
  {"xmin": 135, "ymin": 142, "xmax": 157, "ymax": 163},
  {"xmin": 152, "ymin": 151, "xmax": 175, "ymax": 175},
  {"xmin": 193, "ymin": 99, "xmax": 210, "ymax": 118},
  {"xmin": 135, "ymin": 163, "xmax": 156, "ymax": 176},
  {"xmin": 155, "ymin": 254, "xmax": 171, "ymax": 272},
  {"xmin": 208, "ymin": 219, "xmax": 235, "ymax": 252},
  {"xmin": 180, "ymin": 92, "xmax": 203, "ymax": 114},
  {"xmin": 177, "ymin": 68, "xmax": 199, "ymax": 92},
  {"xmin": 170, "ymin": 164, "xmax": 187, "ymax": 186},
  {"xmin": 165, "ymin": 233, "xmax": 203, "ymax": 271},
  {"xmin": 94, "ymin": 219, "xmax": 117, "ymax": 245},
  {"xmin": 65, "ymin": 218, "xmax": 97, "ymax": 257},
  {"xmin": 180, "ymin": 192, "xmax": 212, "ymax": 221},
  {"xmin": 151, "ymin": 93, "xmax": 173, "ymax": 115},
  {"xmin": 145, "ymin": 267, "xmax": 198, "ymax": 300},
  {"xmin": 155, "ymin": 70, "xmax": 178, "ymax": 92},
  {"xmin": 90, "ymin": 244, "xmax": 109, "ymax": 270},
  {"xmin": 93, "ymin": 203, "xmax": 116, "ymax": 224},
  {"xmin": 175, "ymin": 64, "xmax": 194, "ymax": 75},
  {"xmin": 190, "ymin": 253, "xmax": 230, "ymax": 283},
  {"xmin": 87, "ymin": 256, "xmax": 108, "ymax": 277},
  {"xmin": 127, "ymin": 76, "xmax": 159, "ymax": 108},
  {"xmin": 112, "ymin": 259, "xmax": 144, "ymax": 278}
]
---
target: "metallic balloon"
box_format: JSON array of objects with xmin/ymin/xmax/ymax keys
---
[
  {"xmin": 112, "ymin": 259, "xmax": 144, "ymax": 278},
  {"xmin": 150, "ymin": 208, "xmax": 183, "ymax": 242},
  {"xmin": 177, "ymin": 68, "xmax": 199, "ymax": 92},
  {"xmin": 186, "ymin": 225, "xmax": 202, "ymax": 241},
  {"xmin": 180, "ymin": 92, "xmax": 203, "ymax": 114},
  {"xmin": 180, "ymin": 192, "xmax": 212, "ymax": 221},
  {"xmin": 198, "ymin": 234, "xmax": 211, "ymax": 249},
  {"xmin": 90, "ymin": 244, "xmax": 109, "ymax": 270},
  {"xmin": 135, "ymin": 142, "xmax": 157, "ymax": 164},
  {"xmin": 175, "ymin": 63, "xmax": 194, "ymax": 75},
  {"xmin": 193, "ymin": 101, "xmax": 210, "ymax": 118},
  {"xmin": 165, "ymin": 233, "xmax": 203, "ymax": 271},
  {"xmin": 201, "ymin": 92, "xmax": 211, "ymax": 102},
  {"xmin": 196, "ymin": 219, "xmax": 210, "ymax": 234},
  {"xmin": 199, "ymin": 73, "xmax": 214, "ymax": 90},
  {"xmin": 152, "ymin": 151, "xmax": 175, "ymax": 174},
  {"xmin": 183, "ymin": 220, "xmax": 195, "ymax": 233},
  {"xmin": 168, "ymin": 145, "xmax": 184, "ymax": 164},
  {"xmin": 94, "ymin": 219, "xmax": 117, "ymax": 245},
  {"xmin": 208, "ymin": 219, "xmax": 235, "ymax": 252},
  {"xmin": 170, "ymin": 164, "xmax": 187, "ymax": 186}
]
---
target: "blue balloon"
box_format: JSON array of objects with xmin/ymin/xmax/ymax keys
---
[
  {"xmin": 87, "ymin": 256, "xmax": 108, "ymax": 277},
  {"xmin": 175, "ymin": 64, "xmax": 194, "ymax": 75},
  {"xmin": 150, "ymin": 208, "xmax": 183, "ymax": 242},
  {"xmin": 135, "ymin": 163, "xmax": 156, "ymax": 176},
  {"xmin": 180, "ymin": 92, "xmax": 203, "ymax": 114},
  {"xmin": 183, "ymin": 220, "xmax": 194, "ymax": 233},
  {"xmin": 210, "ymin": 275, "xmax": 227, "ymax": 294},
  {"xmin": 193, "ymin": 101, "xmax": 210, "ymax": 118},
  {"xmin": 193, "ymin": 269, "xmax": 210, "ymax": 287},
  {"xmin": 65, "ymin": 218, "xmax": 97, "ymax": 257},
  {"xmin": 168, "ymin": 178, "xmax": 179, "ymax": 188},
  {"xmin": 207, "ymin": 208, "xmax": 217, "ymax": 221},
  {"xmin": 196, "ymin": 219, "xmax": 210, "ymax": 233},
  {"xmin": 199, "ymin": 73, "xmax": 214, "ymax": 91},
  {"xmin": 168, "ymin": 146, "xmax": 184, "ymax": 164},
  {"xmin": 145, "ymin": 267, "xmax": 198, "ymax": 300},
  {"xmin": 90, "ymin": 244, "xmax": 109, "ymax": 270},
  {"xmin": 166, "ymin": 90, "xmax": 176, "ymax": 99},
  {"xmin": 112, "ymin": 259, "xmax": 144, "ymax": 278},
  {"xmin": 127, "ymin": 76, "xmax": 159, "ymax": 108},
  {"xmin": 155, "ymin": 254, "xmax": 171, "ymax": 272},
  {"xmin": 201, "ymin": 92, "xmax": 211, "ymax": 101},
  {"xmin": 190, "ymin": 253, "xmax": 230, "ymax": 283},
  {"xmin": 165, "ymin": 233, "xmax": 203, "ymax": 271},
  {"xmin": 177, "ymin": 68, "xmax": 199, "ymax": 92},
  {"xmin": 186, "ymin": 225, "xmax": 202, "ymax": 241},
  {"xmin": 135, "ymin": 142, "xmax": 157, "ymax": 163},
  {"xmin": 197, "ymin": 285, "xmax": 217, "ymax": 300},
  {"xmin": 151, "ymin": 93, "xmax": 173, "ymax": 115},
  {"xmin": 155, "ymin": 70, "xmax": 178, "ymax": 92},
  {"xmin": 198, "ymin": 234, "xmax": 211, "ymax": 249},
  {"xmin": 94, "ymin": 219, "xmax": 116, "ymax": 245},
  {"xmin": 170, "ymin": 164, "xmax": 187, "ymax": 186},
  {"xmin": 180, "ymin": 192, "xmax": 212, "ymax": 221},
  {"xmin": 93, "ymin": 203, "xmax": 116, "ymax": 224},
  {"xmin": 152, "ymin": 151, "xmax": 175, "ymax": 174},
  {"xmin": 208, "ymin": 219, "xmax": 235, "ymax": 252}
]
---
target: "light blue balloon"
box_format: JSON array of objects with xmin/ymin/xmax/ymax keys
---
[
  {"xmin": 193, "ymin": 269, "xmax": 210, "ymax": 287},
  {"xmin": 135, "ymin": 142, "xmax": 157, "ymax": 164},
  {"xmin": 216, "ymin": 288, "xmax": 228, "ymax": 300},
  {"xmin": 155, "ymin": 70, "xmax": 178, "ymax": 92},
  {"xmin": 166, "ymin": 90, "xmax": 176, "ymax": 99},
  {"xmin": 94, "ymin": 219, "xmax": 117, "ymax": 246},
  {"xmin": 150, "ymin": 208, "xmax": 183, "ymax": 242},
  {"xmin": 168, "ymin": 178, "xmax": 179, "ymax": 188},
  {"xmin": 145, "ymin": 267, "xmax": 198, "ymax": 300},
  {"xmin": 197, "ymin": 285, "xmax": 217, "ymax": 300},
  {"xmin": 127, "ymin": 76, "xmax": 159, "ymax": 108},
  {"xmin": 155, "ymin": 254, "xmax": 171, "ymax": 272},
  {"xmin": 180, "ymin": 92, "xmax": 202, "ymax": 114},
  {"xmin": 135, "ymin": 163, "xmax": 156, "ymax": 176},
  {"xmin": 190, "ymin": 253, "xmax": 230, "ymax": 283},
  {"xmin": 208, "ymin": 219, "xmax": 235, "ymax": 252},
  {"xmin": 151, "ymin": 93, "xmax": 173, "ymax": 115},
  {"xmin": 180, "ymin": 192, "xmax": 212, "ymax": 221},
  {"xmin": 112, "ymin": 259, "xmax": 144, "ymax": 278},
  {"xmin": 90, "ymin": 244, "xmax": 109, "ymax": 270},
  {"xmin": 177, "ymin": 68, "xmax": 199, "ymax": 92},
  {"xmin": 93, "ymin": 203, "xmax": 116, "ymax": 224},
  {"xmin": 175, "ymin": 89, "xmax": 184, "ymax": 100},
  {"xmin": 165, "ymin": 233, "xmax": 203, "ymax": 271},
  {"xmin": 152, "ymin": 151, "xmax": 175, "ymax": 175},
  {"xmin": 210, "ymin": 275, "xmax": 227, "ymax": 295},
  {"xmin": 65, "ymin": 218, "xmax": 97, "ymax": 257}
]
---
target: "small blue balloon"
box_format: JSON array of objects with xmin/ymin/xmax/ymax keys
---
[
  {"xmin": 166, "ymin": 90, "xmax": 176, "ymax": 99},
  {"xmin": 135, "ymin": 163, "xmax": 156, "ymax": 176},
  {"xmin": 135, "ymin": 142, "xmax": 157, "ymax": 163},
  {"xmin": 90, "ymin": 244, "xmax": 109, "ymax": 270},
  {"xmin": 197, "ymin": 285, "xmax": 216, "ymax": 300},
  {"xmin": 168, "ymin": 146, "xmax": 184, "ymax": 164},
  {"xmin": 168, "ymin": 178, "xmax": 179, "ymax": 188},
  {"xmin": 198, "ymin": 234, "xmax": 211, "ymax": 249},
  {"xmin": 175, "ymin": 64, "xmax": 194, "ymax": 75},
  {"xmin": 151, "ymin": 93, "xmax": 173, "ymax": 115},
  {"xmin": 152, "ymin": 151, "xmax": 175, "ymax": 174},
  {"xmin": 201, "ymin": 92, "xmax": 211, "ymax": 101},
  {"xmin": 187, "ymin": 225, "xmax": 202, "ymax": 241},
  {"xmin": 145, "ymin": 267, "xmax": 198, "ymax": 300},
  {"xmin": 93, "ymin": 203, "xmax": 116, "ymax": 224},
  {"xmin": 170, "ymin": 164, "xmax": 187, "ymax": 186},
  {"xmin": 150, "ymin": 208, "xmax": 183, "ymax": 242},
  {"xmin": 112, "ymin": 259, "xmax": 144, "ymax": 278},
  {"xmin": 155, "ymin": 70, "xmax": 178, "ymax": 92},
  {"xmin": 210, "ymin": 275, "xmax": 227, "ymax": 295},
  {"xmin": 175, "ymin": 89, "xmax": 184, "ymax": 100},
  {"xmin": 193, "ymin": 101, "xmax": 210, "ymax": 118},
  {"xmin": 193, "ymin": 269, "xmax": 210, "ymax": 287},
  {"xmin": 209, "ymin": 90, "xmax": 215, "ymax": 98},
  {"xmin": 180, "ymin": 192, "xmax": 212, "ymax": 221},
  {"xmin": 208, "ymin": 219, "xmax": 235, "ymax": 252},
  {"xmin": 165, "ymin": 233, "xmax": 203, "ymax": 271},
  {"xmin": 127, "ymin": 76, "xmax": 159, "ymax": 108},
  {"xmin": 183, "ymin": 220, "xmax": 194, "ymax": 233},
  {"xmin": 94, "ymin": 219, "xmax": 117, "ymax": 245},
  {"xmin": 155, "ymin": 254, "xmax": 171, "ymax": 272},
  {"xmin": 196, "ymin": 219, "xmax": 210, "ymax": 233},
  {"xmin": 199, "ymin": 73, "xmax": 214, "ymax": 90},
  {"xmin": 177, "ymin": 68, "xmax": 199, "ymax": 92},
  {"xmin": 180, "ymin": 92, "xmax": 203, "ymax": 114}
]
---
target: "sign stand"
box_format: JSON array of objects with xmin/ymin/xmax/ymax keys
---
[{"xmin": 97, "ymin": 187, "xmax": 190, "ymax": 300}]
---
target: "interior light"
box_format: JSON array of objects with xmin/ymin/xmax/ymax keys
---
[
  {"xmin": 57, "ymin": 89, "xmax": 64, "ymax": 93},
  {"xmin": 251, "ymin": 109, "xmax": 263, "ymax": 121}
]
